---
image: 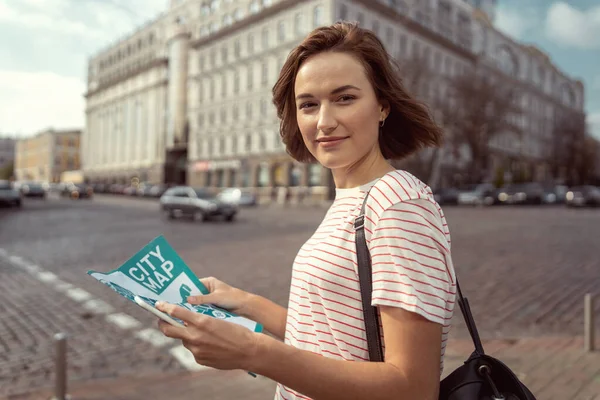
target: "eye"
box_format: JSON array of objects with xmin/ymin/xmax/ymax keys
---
[
  {"xmin": 299, "ymin": 102, "xmax": 317, "ymax": 110},
  {"xmin": 337, "ymin": 95, "xmax": 356, "ymax": 102}
]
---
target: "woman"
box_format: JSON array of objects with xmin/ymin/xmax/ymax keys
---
[{"xmin": 157, "ymin": 22, "xmax": 456, "ymax": 400}]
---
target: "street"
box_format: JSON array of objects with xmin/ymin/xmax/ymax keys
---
[{"xmin": 1, "ymin": 196, "xmax": 599, "ymax": 398}]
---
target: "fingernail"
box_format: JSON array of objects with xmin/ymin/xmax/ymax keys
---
[{"xmin": 155, "ymin": 301, "xmax": 163, "ymax": 308}]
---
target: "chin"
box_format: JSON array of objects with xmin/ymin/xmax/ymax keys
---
[{"xmin": 314, "ymin": 153, "xmax": 354, "ymax": 170}]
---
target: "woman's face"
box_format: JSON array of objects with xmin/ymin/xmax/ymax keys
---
[{"xmin": 294, "ymin": 51, "xmax": 388, "ymax": 170}]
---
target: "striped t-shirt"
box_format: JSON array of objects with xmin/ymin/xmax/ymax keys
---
[{"xmin": 275, "ymin": 170, "xmax": 456, "ymax": 400}]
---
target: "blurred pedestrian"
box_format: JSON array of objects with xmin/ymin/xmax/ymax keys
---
[{"xmin": 157, "ymin": 22, "xmax": 456, "ymax": 400}]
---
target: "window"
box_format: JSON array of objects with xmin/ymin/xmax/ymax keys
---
[
  {"xmin": 198, "ymin": 113, "xmax": 204, "ymax": 127},
  {"xmin": 313, "ymin": 5, "xmax": 323, "ymax": 27},
  {"xmin": 246, "ymin": 102, "xmax": 253, "ymax": 118},
  {"xmin": 219, "ymin": 137, "xmax": 225, "ymax": 153},
  {"xmin": 231, "ymin": 136, "xmax": 238, "ymax": 153},
  {"xmin": 201, "ymin": 3, "xmax": 210, "ymax": 16},
  {"xmin": 260, "ymin": 99, "xmax": 267, "ymax": 115},
  {"xmin": 372, "ymin": 21, "xmax": 379, "ymax": 35},
  {"xmin": 209, "ymin": 112, "xmax": 215, "ymax": 124},
  {"xmin": 234, "ymin": 71, "xmax": 239, "ymax": 93},
  {"xmin": 247, "ymin": 65, "xmax": 253, "ymax": 89},
  {"xmin": 209, "ymin": 22, "xmax": 218, "ymax": 33},
  {"xmin": 223, "ymin": 14, "xmax": 232, "ymax": 26},
  {"xmin": 278, "ymin": 21, "xmax": 285, "ymax": 42},
  {"xmin": 221, "ymin": 47, "xmax": 228, "ymax": 64},
  {"xmin": 197, "ymin": 139, "xmax": 203, "ymax": 156},
  {"xmin": 221, "ymin": 77, "xmax": 227, "ymax": 96},
  {"xmin": 399, "ymin": 35, "xmax": 406, "ymax": 56},
  {"xmin": 199, "ymin": 56, "xmax": 205, "ymax": 71},
  {"xmin": 210, "ymin": 0, "xmax": 220, "ymax": 13},
  {"xmin": 259, "ymin": 134, "xmax": 266, "ymax": 150},
  {"xmin": 262, "ymin": 27, "xmax": 269, "ymax": 49},
  {"xmin": 210, "ymin": 79, "xmax": 215, "ymax": 99},
  {"xmin": 294, "ymin": 13, "xmax": 304, "ymax": 35},
  {"xmin": 198, "ymin": 83, "xmax": 204, "ymax": 102},
  {"xmin": 247, "ymin": 34, "xmax": 254, "ymax": 53},
  {"xmin": 234, "ymin": 40, "xmax": 240, "ymax": 58},
  {"xmin": 386, "ymin": 27, "xmax": 393, "ymax": 45},
  {"xmin": 220, "ymin": 109, "xmax": 226, "ymax": 123},
  {"xmin": 338, "ymin": 4, "xmax": 348, "ymax": 21},
  {"xmin": 261, "ymin": 61, "xmax": 268, "ymax": 85},
  {"xmin": 210, "ymin": 50, "xmax": 216, "ymax": 67},
  {"xmin": 249, "ymin": 0, "xmax": 260, "ymax": 14},
  {"xmin": 357, "ymin": 12, "xmax": 364, "ymax": 25},
  {"xmin": 233, "ymin": 104, "xmax": 239, "ymax": 120},
  {"xmin": 233, "ymin": 8, "xmax": 242, "ymax": 20},
  {"xmin": 245, "ymin": 134, "xmax": 252, "ymax": 151}
]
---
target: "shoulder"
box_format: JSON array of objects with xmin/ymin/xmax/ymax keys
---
[{"xmin": 365, "ymin": 170, "xmax": 436, "ymax": 215}]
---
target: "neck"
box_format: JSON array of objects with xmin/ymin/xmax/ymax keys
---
[{"xmin": 331, "ymin": 149, "xmax": 395, "ymax": 189}]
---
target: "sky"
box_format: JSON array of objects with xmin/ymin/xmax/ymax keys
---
[{"xmin": 0, "ymin": 0, "xmax": 599, "ymax": 138}]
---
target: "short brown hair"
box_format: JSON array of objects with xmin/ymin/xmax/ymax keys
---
[{"xmin": 272, "ymin": 22, "xmax": 443, "ymax": 163}]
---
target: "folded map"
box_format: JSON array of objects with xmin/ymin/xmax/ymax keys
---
[{"xmin": 87, "ymin": 235, "xmax": 263, "ymax": 333}]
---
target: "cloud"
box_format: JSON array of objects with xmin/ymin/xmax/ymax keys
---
[
  {"xmin": 495, "ymin": 5, "xmax": 540, "ymax": 39},
  {"xmin": 0, "ymin": 70, "xmax": 85, "ymax": 136},
  {"xmin": 545, "ymin": 2, "xmax": 600, "ymax": 49}
]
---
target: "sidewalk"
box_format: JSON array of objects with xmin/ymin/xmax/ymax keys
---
[{"xmin": 6, "ymin": 336, "xmax": 600, "ymax": 400}]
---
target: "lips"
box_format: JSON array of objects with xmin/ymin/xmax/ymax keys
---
[{"xmin": 316, "ymin": 136, "xmax": 349, "ymax": 143}]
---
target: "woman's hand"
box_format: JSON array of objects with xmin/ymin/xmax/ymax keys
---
[
  {"xmin": 156, "ymin": 301, "xmax": 260, "ymax": 371},
  {"xmin": 187, "ymin": 277, "xmax": 253, "ymax": 317}
]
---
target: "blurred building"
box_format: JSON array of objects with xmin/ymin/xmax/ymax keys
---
[
  {"xmin": 84, "ymin": 0, "xmax": 584, "ymax": 201},
  {"xmin": 471, "ymin": 11, "xmax": 585, "ymax": 184},
  {"xmin": 14, "ymin": 129, "xmax": 81, "ymax": 183},
  {"xmin": 0, "ymin": 137, "xmax": 15, "ymax": 172}
]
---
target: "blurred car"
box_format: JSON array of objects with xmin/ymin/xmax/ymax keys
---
[
  {"xmin": 565, "ymin": 186, "xmax": 600, "ymax": 207},
  {"xmin": 20, "ymin": 181, "xmax": 47, "ymax": 199},
  {"xmin": 217, "ymin": 188, "xmax": 257, "ymax": 207},
  {"xmin": 148, "ymin": 184, "xmax": 169, "ymax": 198},
  {"xmin": 0, "ymin": 180, "xmax": 22, "ymax": 207},
  {"xmin": 493, "ymin": 183, "xmax": 544, "ymax": 205},
  {"xmin": 542, "ymin": 184, "xmax": 569, "ymax": 205},
  {"xmin": 62, "ymin": 183, "xmax": 94, "ymax": 199},
  {"xmin": 433, "ymin": 188, "xmax": 460, "ymax": 206},
  {"xmin": 159, "ymin": 186, "xmax": 238, "ymax": 222},
  {"xmin": 457, "ymin": 183, "xmax": 495, "ymax": 206}
]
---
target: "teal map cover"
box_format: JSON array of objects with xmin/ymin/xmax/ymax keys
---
[{"xmin": 88, "ymin": 235, "xmax": 263, "ymax": 333}]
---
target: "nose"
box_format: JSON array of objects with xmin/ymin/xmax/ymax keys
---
[{"xmin": 316, "ymin": 104, "xmax": 337, "ymax": 134}]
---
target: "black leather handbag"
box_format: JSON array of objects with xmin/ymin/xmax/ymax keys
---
[{"xmin": 354, "ymin": 194, "xmax": 537, "ymax": 400}]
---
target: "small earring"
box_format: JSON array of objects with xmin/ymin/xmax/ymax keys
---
[{"xmin": 379, "ymin": 119, "xmax": 385, "ymax": 128}]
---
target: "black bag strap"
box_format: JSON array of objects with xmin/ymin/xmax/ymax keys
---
[{"xmin": 354, "ymin": 192, "xmax": 484, "ymax": 362}]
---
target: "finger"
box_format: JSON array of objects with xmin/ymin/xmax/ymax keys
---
[
  {"xmin": 187, "ymin": 293, "xmax": 216, "ymax": 305},
  {"xmin": 199, "ymin": 277, "xmax": 217, "ymax": 291},
  {"xmin": 157, "ymin": 319, "xmax": 191, "ymax": 340},
  {"xmin": 157, "ymin": 301, "xmax": 212, "ymax": 329}
]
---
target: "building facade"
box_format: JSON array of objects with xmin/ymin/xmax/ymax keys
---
[
  {"xmin": 83, "ymin": 0, "xmax": 584, "ymax": 200},
  {"xmin": 0, "ymin": 137, "xmax": 15, "ymax": 173},
  {"xmin": 14, "ymin": 129, "xmax": 81, "ymax": 183}
]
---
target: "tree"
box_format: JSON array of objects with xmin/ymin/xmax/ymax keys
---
[
  {"xmin": 548, "ymin": 111, "xmax": 587, "ymax": 185},
  {"xmin": 442, "ymin": 67, "xmax": 523, "ymax": 183}
]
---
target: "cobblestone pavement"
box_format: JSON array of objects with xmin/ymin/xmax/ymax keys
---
[{"xmin": 0, "ymin": 195, "xmax": 599, "ymax": 398}]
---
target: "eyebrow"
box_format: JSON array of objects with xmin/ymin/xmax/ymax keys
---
[{"xmin": 295, "ymin": 85, "xmax": 361, "ymax": 100}]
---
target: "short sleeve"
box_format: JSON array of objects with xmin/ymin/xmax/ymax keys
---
[{"xmin": 367, "ymin": 199, "xmax": 455, "ymax": 326}]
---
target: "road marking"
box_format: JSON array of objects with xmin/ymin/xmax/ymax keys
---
[
  {"xmin": 169, "ymin": 345, "xmax": 211, "ymax": 371},
  {"xmin": 135, "ymin": 328, "xmax": 176, "ymax": 348},
  {"xmin": 37, "ymin": 271, "xmax": 59, "ymax": 283},
  {"xmin": 54, "ymin": 281, "xmax": 75, "ymax": 292},
  {"xmin": 2, "ymin": 251, "xmax": 204, "ymax": 371},
  {"xmin": 65, "ymin": 288, "xmax": 93, "ymax": 302},
  {"xmin": 106, "ymin": 313, "xmax": 142, "ymax": 330},
  {"xmin": 82, "ymin": 298, "xmax": 115, "ymax": 315}
]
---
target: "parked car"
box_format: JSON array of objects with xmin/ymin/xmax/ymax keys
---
[
  {"xmin": 493, "ymin": 183, "xmax": 544, "ymax": 205},
  {"xmin": 0, "ymin": 180, "xmax": 22, "ymax": 207},
  {"xmin": 217, "ymin": 188, "xmax": 257, "ymax": 207},
  {"xmin": 457, "ymin": 183, "xmax": 495, "ymax": 206},
  {"xmin": 433, "ymin": 188, "xmax": 460, "ymax": 206},
  {"xmin": 542, "ymin": 184, "xmax": 569, "ymax": 204},
  {"xmin": 62, "ymin": 183, "xmax": 94, "ymax": 199},
  {"xmin": 19, "ymin": 181, "xmax": 47, "ymax": 199},
  {"xmin": 565, "ymin": 186, "xmax": 600, "ymax": 207},
  {"xmin": 159, "ymin": 186, "xmax": 238, "ymax": 222}
]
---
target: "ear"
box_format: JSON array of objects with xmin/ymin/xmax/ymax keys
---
[{"xmin": 379, "ymin": 100, "xmax": 391, "ymax": 121}]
